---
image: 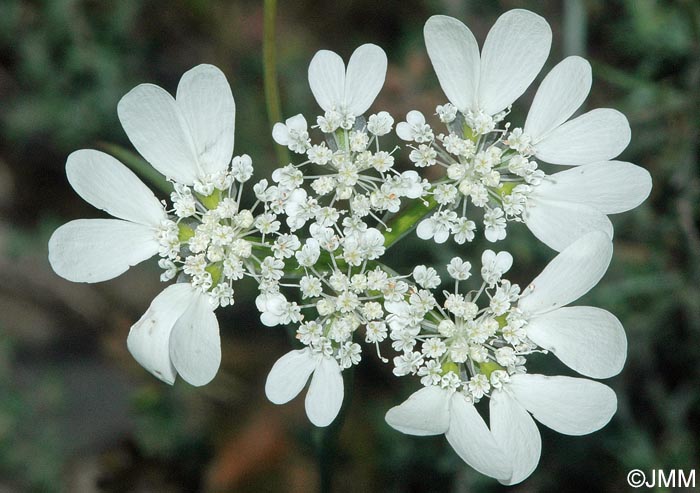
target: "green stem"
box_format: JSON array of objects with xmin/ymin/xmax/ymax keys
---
[
  {"xmin": 383, "ymin": 195, "xmax": 438, "ymax": 249},
  {"xmin": 263, "ymin": 0, "xmax": 290, "ymax": 166}
]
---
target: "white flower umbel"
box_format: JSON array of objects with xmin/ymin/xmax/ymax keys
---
[
  {"xmin": 402, "ymin": 11, "xmax": 650, "ymax": 247},
  {"xmin": 49, "ymin": 65, "xmax": 268, "ymax": 386},
  {"xmin": 260, "ymin": 44, "xmax": 429, "ymax": 427},
  {"xmin": 385, "ymin": 231, "xmax": 622, "ymax": 484},
  {"xmin": 270, "ymin": 44, "xmax": 421, "ymax": 231}
]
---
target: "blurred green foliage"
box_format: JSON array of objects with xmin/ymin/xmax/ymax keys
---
[{"xmin": 0, "ymin": 0, "xmax": 698, "ymax": 491}]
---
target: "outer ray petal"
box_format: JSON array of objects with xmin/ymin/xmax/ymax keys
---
[
  {"xmin": 445, "ymin": 392, "xmax": 512, "ymax": 481},
  {"xmin": 524, "ymin": 197, "xmax": 613, "ymax": 252},
  {"xmin": 385, "ymin": 385, "xmax": 451, "ymax": 436},
  {"xmin": 478, "ymin": 9, "xmax": 552, "ymax": 115},
  {"xmin": 176, "ymin": 64, "xmax": 235, "ymax": 176},
  {"xmin": 48, "ymin": 219, "xmax": 158, "ymax": 283},
  {"xmin": 169, "ymin": 291, "xmax": 221, "ymax": 387},
  {"xmin": 508, "ymin": 374, "xmax": 617, "ymax": 436},
  {"xmin": 265, "ymin": 349, "xmax": 316, "ymax": 404},
  {"xmin": 524, "ymin": 56, "xmax": 592, "ymax": 141},
  {"xmin": 534, "ymin": 161, "xmax": 652, "ymax": 214},
  {"xmin": 424, "ymin": 15, "xmax": 480, "ymax": 112},
  {"xmin": 117, "ymin": 83, "xmax": 200, "ymax": 184},
  {"xmin": 534, "ymin": 108, "xmax": 631, "ymax": 165},
  {"xmin": 518, "ymin": 231, "xmax": 613, "ymax": 315},
  {"xmin": 272, "ymin": 122, "xmax": 290, "ymax": 145},
  {"xmin": 527, "ymin": 306, "xmax": 627, "ymax": 379},
  {"xmin": 344, "ymin": 44, "xmax": 387, "ymax": 116},
  {"xmin": 305, "ymin": 356, "xmax": 344, "ymax": 427},
  {"xmin": 490, "ymin": 390, "xmax": 541, "ymax": 485},
  {"xmin": 66, "ymin": 149, "xmax": 166, "ymax": 227},
  {"xmin": 308, "ymin": 50, "xmax": 346, "ymax": 113},
  {"xmin": 127, "ymin": 284, "xmax": 194, "ymax": 385}
]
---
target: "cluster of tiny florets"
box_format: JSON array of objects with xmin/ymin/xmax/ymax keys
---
[
  {"xmin": 156, "ymin": 155, "xmax": 265, "ymax": 307},
  {"xmin": 387, "ymin": 250, "xmax": 543, "ymax": 402},
  {"xmin": 398, "ymin": 104, "xmax": 545, "ymax": 244},
  {"xmin": 251, "ymin": 108, "xmax": 437, "ymax": 370},
  {"xmin": 272, "ymin": 111, "xmax": 427, "ymax": 228}
]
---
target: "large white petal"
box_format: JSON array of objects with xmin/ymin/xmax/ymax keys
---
[
  {"xmin": 524, "ymin": 197, "xmax": 613, "ymax": 252},
  {"xmin": 126, "ymin": 284, "xmax": 194, "ymax": 385},
  {"xmin": 534, "ymin": 161, "xmax": 652, "ymax": 214},
  {"xmin": 518, "ymin": 231, "xmax": 612, "ymax": 315},
  {"xmin": 534, "ymin": 108, "xmax": 631, "ymax": 165},
  {"xmin": 385, "ymin": 385, "xmax": 450, "ymax": 436},
  {"xmin": 478, "ymin": 9, "xmax": 552, "ymax": 115},
  {"xmin": 524, "ymin": 56, "xmax": 592, "ymax": 141},
  {"xmin": 424, "ymin": 15, "xmax": 480, "ymax": 112},
  {"xmin": 265, "ymin": 349, "xmax": 316, "ymax": 405},
  {"xmin": 118, "ymin": 83, "xmax": 199, "ymax": 184},
  {"xmin": 176, "ymin": 64, "xmax": 235, "ymax": 176},
  {"xmin": 344, "ymin": 44, "xmax": 387, "ymax": 116},
  {"xmin": 305, "ymin": 356, "xmax": 344, "ymax": 427},
  {"xmin": 445, "ymin": 392, "xmax": 511, "ymax": 481},
  {"xmin": 48, "ymin": 219, "xmax": 158, "ymax": 283},
  {"xmin": 66, "ymin": 149, "xmax": 165, "ymax": 227},
  {"xmin": 527, "ymin": 306, "xmax": 627, "ymax": 379},
  {"xmin": 169, "ymin": 291, "xmax": 221, "ymax": 387},
  {"xmin": 509, "ymin": 374, "xmax": 617, "ymax": 436},
  {"xmin": 490, "ymin": 390, "xmax": 541, "ymax": 485},
  {"xmin": 308, "ymin": 50, "xmax": 346, "ymax": 112}
]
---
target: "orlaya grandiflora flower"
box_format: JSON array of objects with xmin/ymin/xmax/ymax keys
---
[
  {"xmin": 272, "ymin": 43, "xmax": 388, "ymax": 156},
  {"xmin": 265, "ymin": 348, "xmax": 344, "ymax": 427},
  {"xmin": 117, "ymin": 64, "xmax": 235, "ymax": 186},
  {"xmin": 49, "ymin": 64, "xmax": 240, "ymax": 386},
  {"xmin": 386, "ymin": 231, "xmax": 623, "ymax": 484},
  {"xmin": 424, "ymin": 10, "xmax": 552, "ymax": 117},
  {"xmin": 422, "ymin": 13, "xmax": 652, "ymax": 251},
  {"xmin": 306, "ymin": 43, "xmax": 387, "ymax": 132}
]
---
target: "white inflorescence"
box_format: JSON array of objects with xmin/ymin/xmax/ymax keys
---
[
  {"xmin": 47, "ymin": 8, "xmax": 655, "ymax": 485},
  {"xmin": 272, "ymin": 112, "xmax": 426, "ymax": 226},
  {"xmin": 156, "ymin": 154, "xmax": 267, "ymax": 308},
  {"xmin": 387, "ymin": 250, "xmax": 536, "ymax": 401},
  {"xmin": 261, "ymin": 102, "xmax": 423, "ymax": 372},
  {"xmin": 399, "ymin": 105, "xmax": 543, "ymax": 244}
]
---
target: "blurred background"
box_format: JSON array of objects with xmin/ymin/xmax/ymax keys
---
[{"xmin": 0, "ymin": 0, "xmax": 698, "ymax": 491}]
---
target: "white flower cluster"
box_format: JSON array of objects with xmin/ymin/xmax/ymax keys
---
[
  {"xmin": 47, "ymin": 8, "xmax": 654, "ymax": 486},
  {"xmin": 387, "ymin": 251, "xmax": 530, "ymax": 396},
  {"xmin": 270, "ymin": 49, "xmax": 424, "ymax": 225},
  {"xmin": 262, "ymin": 45, "xmax": 430, "ymax": 426},
  {"xmin": 394, "ymin": 12, "xmax": 650, "ymax": 252},
  {"xmin": 399, "ymin": 107, "xmax": 539, "ymax": 243},
  {"xmin": 156, "ymin": 155, "xmax": 263, "ymax": 307},
  {"xmin": 386, "ymin": 232, "xmax": 625, "ymax": 485}
]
